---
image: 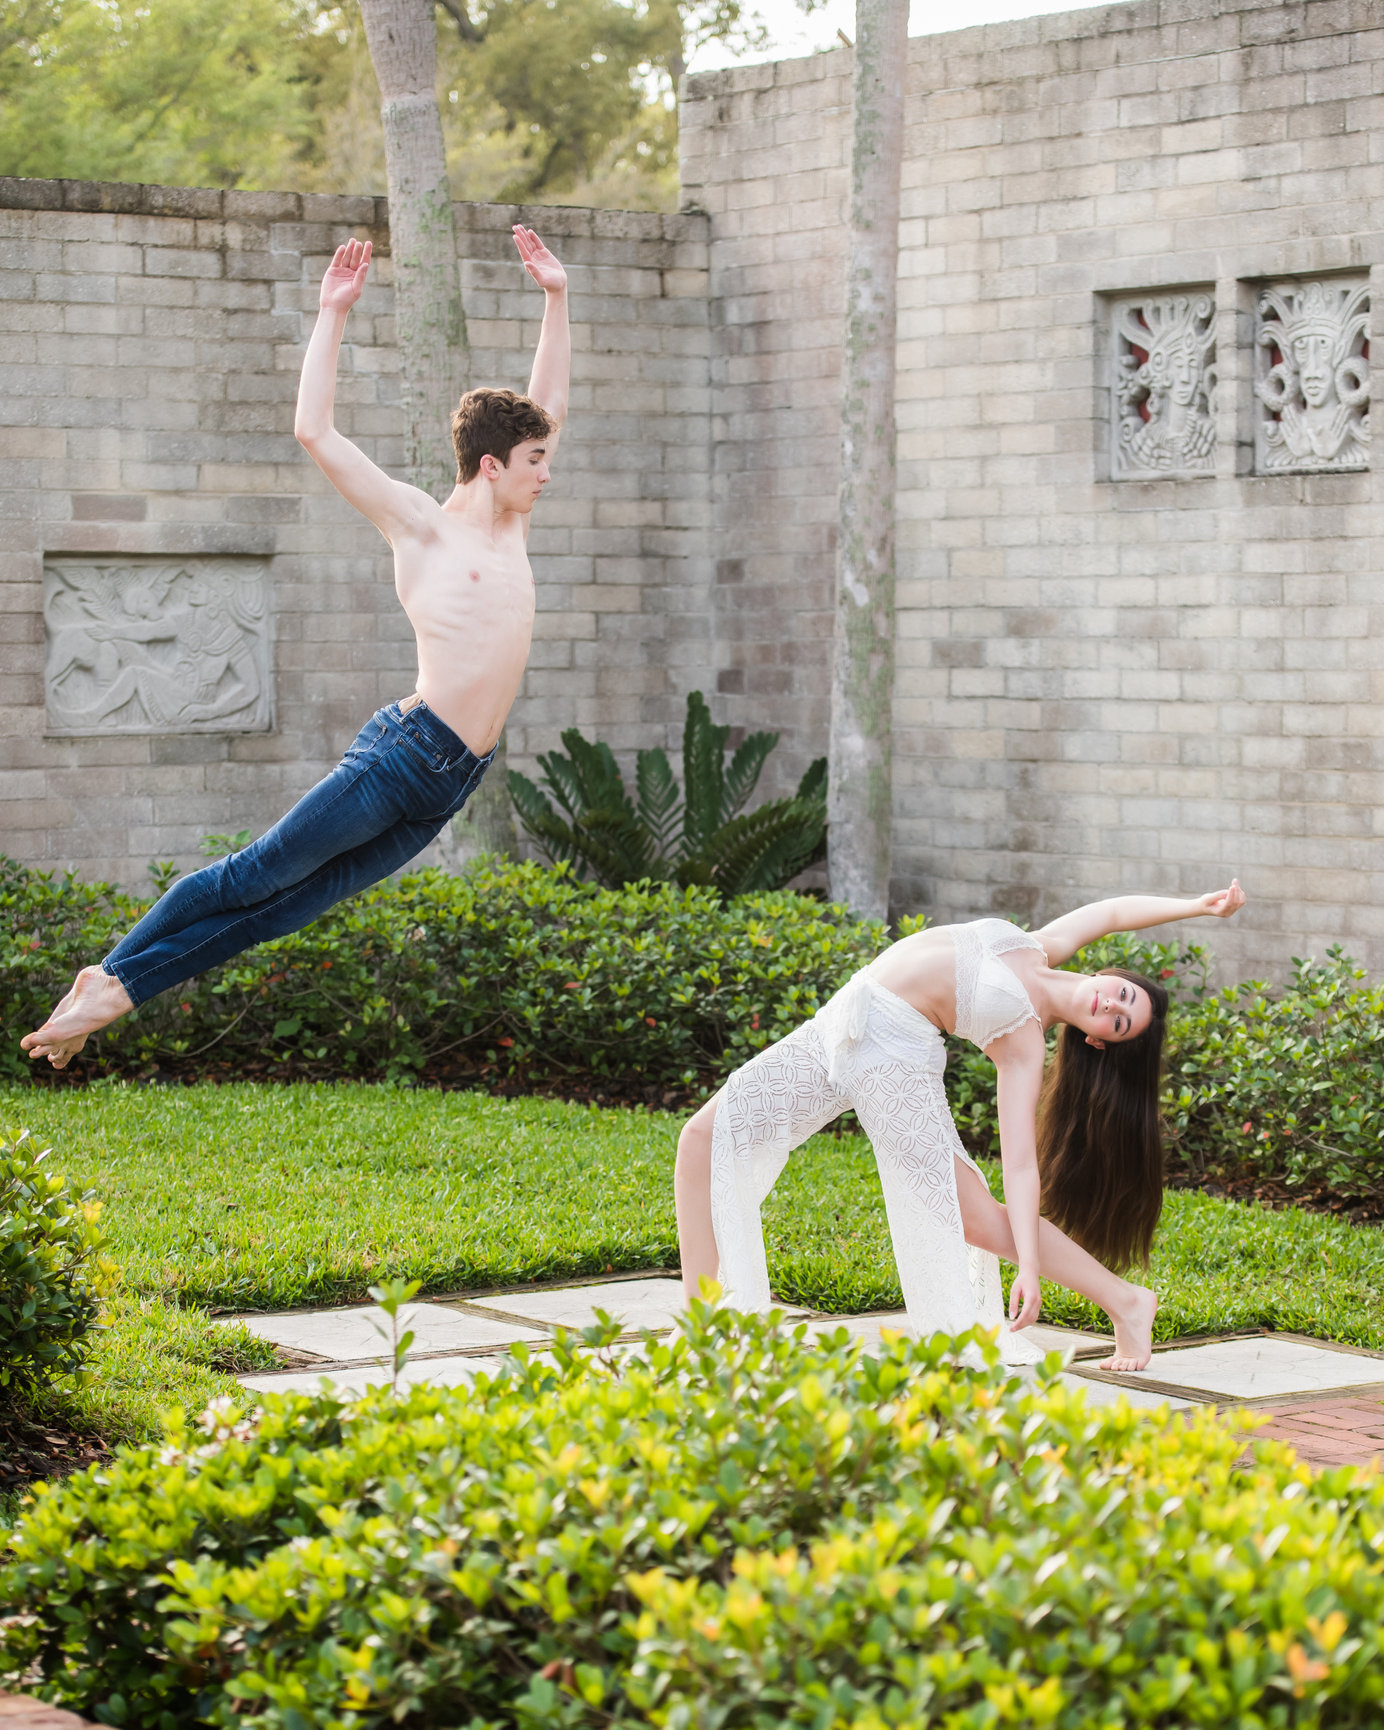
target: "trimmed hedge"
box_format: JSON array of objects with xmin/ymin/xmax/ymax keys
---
[
  {"xmin": 3, "ymin": 1306, "xmax": 1384, "ymax": 1728},
  {"xmin": 1165, "ymin": 949, "xmax": 1384, "ymax": 1201},
  {"xmin": 0, "ymin": 1129, "xmax": 115, "ymax": 1394},
  {"xmin": 2, "ymin": 854, "xmax": 900, "ymax": 1089}
]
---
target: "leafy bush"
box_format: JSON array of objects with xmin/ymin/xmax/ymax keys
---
[
  {"xmin": 509, "ymin": 689, "xmax": 829, "ymax": 894},
  {"xmin": 3, "ymin": 856, "xmax": 883, "ymax": 1089},
  {"xmin": 4, "ymin": 1305, "xmax": 1384, "ymax": 1729},
  {"xmin": 1163, "ymin": 947, "xmax": 1384, "ymax": 1200},
  {"xmin": 0, "ymin": 1129, "xmax": 116, "ymax": 1393}
]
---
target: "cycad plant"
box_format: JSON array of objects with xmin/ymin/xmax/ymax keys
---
[{"xmin": 507, "ymin": 692, "xmax": 828, "ymax": 895}]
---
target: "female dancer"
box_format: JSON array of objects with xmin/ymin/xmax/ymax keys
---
[{"xmin": 675, "ymin": 883, "xmax": 1245, "ymax": 1371}]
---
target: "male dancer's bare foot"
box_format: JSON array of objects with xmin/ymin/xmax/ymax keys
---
[
  {"xmin": 1099, "ymin": 1284, "xmax": 1157, "ymax": 1373},
  {"xmin": 21, "ymin": 966, "xmax": 134, "ymax": 1069}
]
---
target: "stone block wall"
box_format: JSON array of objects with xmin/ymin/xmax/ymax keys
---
[
  {"xmin": 5, "ymin": 0, "xmax": 1384, "ymax": 983},
  {"xmin": 0, "ymin": 181, "xmax": 711, "ymax": 889},
  {"xmin": 681, "ymin": 0, "xmax": 1384, "ymax": 979}
]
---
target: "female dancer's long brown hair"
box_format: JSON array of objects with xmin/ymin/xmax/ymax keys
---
[{"xmin": 1035, "ymin": 967, "xmax": 1168, "ymax": 1272}]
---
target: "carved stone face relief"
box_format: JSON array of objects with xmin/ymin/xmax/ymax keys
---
[
  {"xmin": 1111, "ymin": 292, "xmax": 1217, "ymax": 479},
  {"xmin": 1254, "ymin": 277, "xmax": 1370, "ymax": 473},
  {"xmin": 44, "ymin": 558, "xmax": 272, "ymax": 735}
]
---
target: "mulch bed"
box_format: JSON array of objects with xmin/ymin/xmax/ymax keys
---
[
  {"xmin": 0, "ymin": 1403, "xmax": 112, "ymax": 1498},
  {"xmin": 1166, "ymin": 1169, "xmax": 1384, "ymax": 1226}
]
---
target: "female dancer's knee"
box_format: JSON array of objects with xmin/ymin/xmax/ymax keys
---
[
  {"xmin": 675, "ymin": 1101, "xmax": 719, "ymax": 1300},
  {"xmin": 675, "ymin": 1102, "xmax": 714, "ymax": 1189}
]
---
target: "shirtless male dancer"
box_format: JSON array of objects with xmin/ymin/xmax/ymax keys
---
[{"xmin": 23, "ymin": 226, "xmax": 569, "ymax": 1069}]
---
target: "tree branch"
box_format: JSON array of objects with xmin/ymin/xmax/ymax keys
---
[{"xmin": 434, "ymin": 0, "xmax": 485, "ymax": 44}]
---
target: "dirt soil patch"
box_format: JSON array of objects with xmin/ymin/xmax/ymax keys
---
[{"xmin": 0, "ymin": 1403, "xmax": 112, "ymax": 1497}]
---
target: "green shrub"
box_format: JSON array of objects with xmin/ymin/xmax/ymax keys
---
[
  {"xmin": 3, "ymin": 1306, "xmax": 1383, "ymax": 1729},
  {"xmin": 1163, "ymin": 948, "xmax": 1384, "ymax": 1200},
  {"xmin": 509, "ymin": 689, "xmax": 828, "ymax": 894},
  {"xmin": 0, "ymin": 1129, "xmax": 116, "ymax": 1392},
  {"xmin": 3, "ymin": 856, "xmax": 883, "ymax": 1089}
]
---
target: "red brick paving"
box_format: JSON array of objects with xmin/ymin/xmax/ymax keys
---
[{"xmin": 1252, "ymin": 1393, "xmax": 1384, "ymax": 1469}]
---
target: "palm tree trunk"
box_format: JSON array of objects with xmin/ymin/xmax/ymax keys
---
[
  {"xmin": 359, "ymin": 0, "xmax": 517, "ymax": 861},
  {"xmin": 826, "ymin": 0, "xmax": 907, "ymax": 920}
]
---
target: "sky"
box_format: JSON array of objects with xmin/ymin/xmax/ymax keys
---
[{"xmin": 687, "ymin": 0, "xmax": 1109, "ymax": 73}]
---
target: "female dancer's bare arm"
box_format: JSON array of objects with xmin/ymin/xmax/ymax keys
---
[
  {"xmin": 1035, "ymin": 880, "xmax": 1246, "ymax": 967},
  {"xmin": 989, "ymin": 1032, "xmax": 1046, "ymax": 1329}
]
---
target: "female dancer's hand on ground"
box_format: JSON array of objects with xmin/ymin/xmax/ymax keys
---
[
  {"xmin": 319, "ymin": 238, "xmax": 372, "ymax": 312},
  {"xmin": 1008, "ymin": 1266, "xmax": 1042, "ymax": 1331}
]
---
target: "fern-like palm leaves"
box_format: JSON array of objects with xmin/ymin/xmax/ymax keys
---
[{"xmin": 508, "ymin": 691, "xmax": 828, "ymax": 895}]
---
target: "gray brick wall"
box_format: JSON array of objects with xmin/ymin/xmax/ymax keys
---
[
  {"xmin": 681, "ymin": 0, "xmax": 1384, "ymax": 980},
  {"xmin": 5, "ymin": 0, "xmax": 1384, "ymax": 985},
  {"xmin": 0, "ymin": 180, "xmax": 712, "ymax": 889}
]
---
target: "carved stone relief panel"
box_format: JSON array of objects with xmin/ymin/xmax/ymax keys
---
[
  {"xmin": 44, "ymin": 557, "xmax": 272, "ymax": 735},
  {"xmin": 1254, "ymin": 276, "xmax": 1370, "ymax": 473},
  {"xmin": 1110, "ymin": 290, "xmax": 1217, "ymax": 479}
]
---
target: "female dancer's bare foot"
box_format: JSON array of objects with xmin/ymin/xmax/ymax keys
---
[
  {"xmin": 1099, "ymin": 1284, "xmax": 1158, "ymax": 1372},
  {"xmin": 21, "ymin": 966, "xmax": 134, "ymax": 1069}
]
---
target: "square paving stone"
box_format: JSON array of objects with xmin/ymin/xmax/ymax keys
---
[
  {"xmin": 1056, "ymin": 1373, "xmax": 1191, "ymax": 1412},
  {"xmin": 798, "ymin": 1312, "xmax": 912, "ymax": 1349},
  {"xmin": 227, "ymin": 1302, "xmax": 547, "ymax": 1363},
  {"xmin": 239, "ymin": 1353, "xmax": 514, "ymax": 1398},
  {"xmin": 1099, "ymin": 1336, "xmax": 1384, "ymax": 1402},
  {"xmin": 798, "ymin": 1316, "xmax": 1108, "ymax": 1360},
  {"xmin": 466, "ymin": 1278, "xmax": 696, "ymax": 1334},
  {"xmin": 1025, "ymin": 1323, "xmax": 1111, "ymax": 1357}
]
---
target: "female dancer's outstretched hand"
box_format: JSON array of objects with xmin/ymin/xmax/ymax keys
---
[
  {"xmin": 1008, "ymin": 1266, "xmax": 1042, "ymax": 1330},
  {"xmin": 1197, "ymin": 878, "xmax": 1246, "ymax": 919}
]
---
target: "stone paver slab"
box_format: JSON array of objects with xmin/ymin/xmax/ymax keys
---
[
  {"xmin": 1105, "ymin": 1337, "xmax": 1384, "ymax": 1402},
  {"xmin": 465, "ymin": 1278, "xmax": 697, "ymax": 1333},
  {"xmin": 240, "ymin": 1353, "xmax": 515, "ymax": 1398},
  {"xmin": 1025, "ymin": 1323, "xmax": 1111, "ymax": 1356},
  {"xmin": 1057, "ymin": 1373, "xmax": 1191, "ymax": 1411},
  {"xmin": 228, "ymin": 1302, "xmax": 547, "ymax": 1363},
  {"xmin": 797, "ymin": 1311, "xmax": 912, "ymax": 1349}
]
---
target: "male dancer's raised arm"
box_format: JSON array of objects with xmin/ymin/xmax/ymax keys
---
[
  {"xmin": 293, "ymin": 237, "xmax": 429, "ymax": 544},
  {"xmin": 515, "ymin": 226, "xmax": 570, "ymax": 478}
]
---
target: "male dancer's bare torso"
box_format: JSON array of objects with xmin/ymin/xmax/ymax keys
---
[{"xmin": 393, "ymin": 489, "xmax": 538, "ymax": 754}]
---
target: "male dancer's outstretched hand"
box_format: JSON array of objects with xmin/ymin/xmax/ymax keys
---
[
  {"xmin": 319, "ymin": 238, "xmax": 373, "ymax": 310},
  {"xmin": 513, "ymin": 226, "xmax": 566, "ymax": 294}
]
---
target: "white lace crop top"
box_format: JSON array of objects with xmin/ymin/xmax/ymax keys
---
[{"xmin": 950, "ymin": 918, "xmax": 1048, "ymax": 1049}]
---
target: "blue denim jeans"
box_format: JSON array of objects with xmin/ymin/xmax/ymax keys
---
[{"xmin": 103, "ymin": 700, "xmax": 494, "ymax": 1007}]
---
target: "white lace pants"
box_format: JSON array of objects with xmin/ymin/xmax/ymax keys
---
[{"xmin": 709, "ymin": 972, "xmax": 1042, "ymax": 1364}]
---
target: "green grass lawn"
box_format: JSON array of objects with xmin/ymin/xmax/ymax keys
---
[{"xmin": 5, "ymin": 1080, "xmax": 1384, "ymax": 1441}]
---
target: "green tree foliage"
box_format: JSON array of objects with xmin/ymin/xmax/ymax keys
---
[
  {"xmin": 509, "ymin": 690, "xmax": 829, "ymax": 894},
  {"xmin": 0, "ymin": 0, "xmax": 787, "ymax": 207},
  {"xmin": 0, "ymin": 0, "xmax": 330, "ymax": 188}
]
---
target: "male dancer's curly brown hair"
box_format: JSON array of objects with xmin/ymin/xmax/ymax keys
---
[{"xmin": 450, "ymin": 387, "xmax": 554, "ymax": 483}]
